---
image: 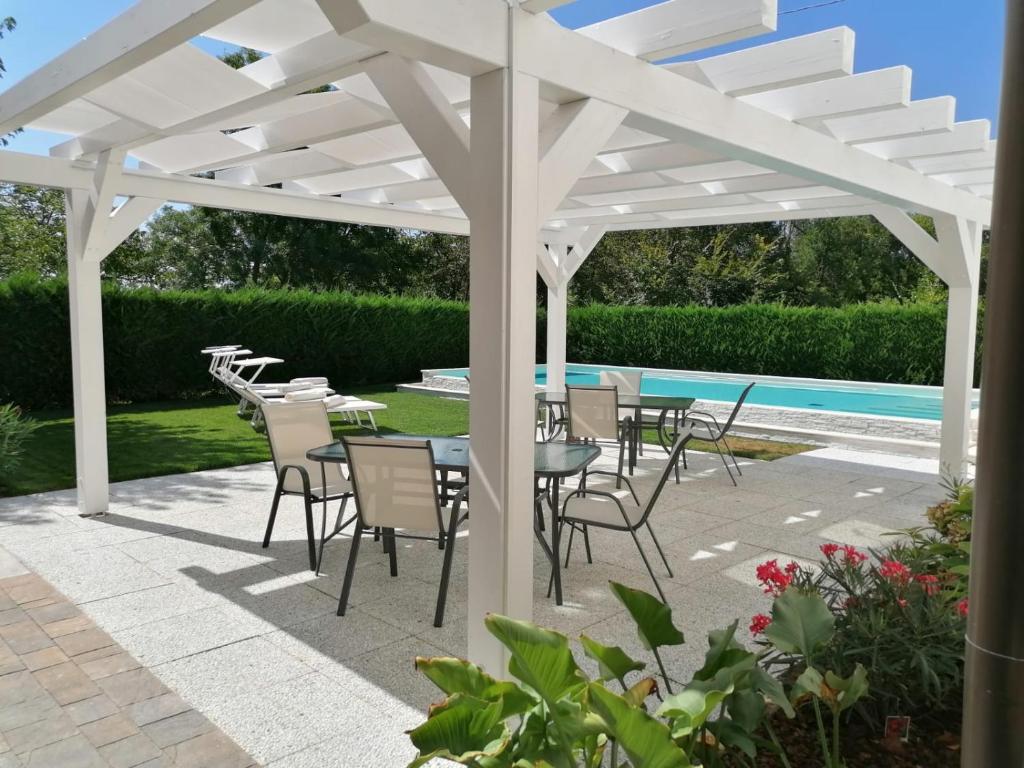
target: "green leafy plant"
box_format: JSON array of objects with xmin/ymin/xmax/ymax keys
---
[
  {"xmin": 0, "ymin": 403, "xmax": 39, "ymax": 489},
  {"xmin": 754, "ymin": 542, "xmax": 966, "ymax": 728},
  {"xmin": 406, "ymin": 581, "xmax": 865, "ymax": 767}
]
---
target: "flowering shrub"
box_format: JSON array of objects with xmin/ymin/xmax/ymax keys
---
[{"xmin": 754, "ymin": 540, "xmax": 967, "ymax": 724}]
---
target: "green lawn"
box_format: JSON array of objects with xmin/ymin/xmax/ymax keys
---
[
  {"xmin": 5, "ymin": 388, "xmax": 469, "ymax": 498},
  {"xmin": 4, "ymin": 389, "xmax": 811, "ymax": 498}
]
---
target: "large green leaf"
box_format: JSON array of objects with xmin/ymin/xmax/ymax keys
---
[
  {"xmin": 763, "ymin": 589, "xmax": 834, "ymax": 658},
  {"xmin": 824, "ymin": 664, "xmax": 869, "ymax": 713},
  {"xmin": 407, "ymin": 694, "xmax": 510, "ymax": 768},
  {"xmin": 750, "ymin": 666, "xmax": 795, "ymax": 719},
  {"xmin": 485, "ymin": 614, "xmax": 585, "ymax": 706},
  {"xmin": 693, "ymin": 621, "xmax": 742, "ymax": 681},
  {"xmin": 609, "ymin": 581, "xmax": 685, "ymax": 651},
  {"xmin": 708, "ymin": 718, "xmax": 757, "ymax": 759},
  {"xmin": 580, "ymin": 635, "xmax": 645, "ymax": 685},
  {"xmin": 587, "ymin": 684, "xmax": 692, "ymax": 768},
  {"xmin": 789, "ymin": 666, "xmax": 825, "ymax": 707},
  {"xmin": 656, "ymin": 686, "xmax": 732, "ymax": 740},
  {"xmin": 727, "ymin": 689, "xmax": 766, "ymax": 733},
  {"xmin": 415, "ymin": 656, "xmax": 536, "ymax": 717}
]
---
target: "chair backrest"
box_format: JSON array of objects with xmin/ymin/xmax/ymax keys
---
[
  {"xmin": 721, "ymin": 382, "xmax": 756, "ymax": 434},
  {"xmin": 343, "ymin": 437, "xmax": 443, "ymax": 532},
  {"xmin": 599, "ymin": 369, "xmax": 642, "ymax": 395},
  {"xmin": 263, "ymin": 401, "xmax": 339, "ymax": 494},
  {"xmin": 638, "ymin": 428, "xmax": 693, "ymax": 524},
  {"xmin": 566, "ymin": 385, "xmax": 620, "ymax": 441}
]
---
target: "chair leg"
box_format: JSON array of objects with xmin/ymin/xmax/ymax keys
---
[
  {"xmin": 302, "ymin": 494, "xmax": 317, "ymax": 571},
  {"xmin": 564, "ymin": 524, "xmax": 576, "ymax": 569},
  {"xmin": 627, "ymin": 527, "xmax": 668, "ymax": 603},
  {"xmin": 386, "ymin": 528, "xmax": 398, "ymax": 577},
  {"xmin": 434, "ymin": 506, "xmax": 461, "ymax": 627},
  {"xmin": 713, "ymin": 439, "xmax": 737, "ymax": 486},
  {"xmin": 316, "ymin": 495, "xmax": 347, "ymax": 576},
  {"xmin": 337, "ymin": 523, "xmax": 364, "ymax": 616},
  {"xmin": 723, "ymin": 438, "xmax": 742, "ymax": 476},
  {"xmin": 646, "ymin": 522, "xmax": 673, "ymax": 577},
  {"xmin": 547, "ymin": 520, "xmax": 567, "ymax": 599},
  {"xmin": 262, "ymin": 475, "xmax": 286, "ymax": 549},
  {"xmin": 582, "ymin": 525, "xmax": 593, "ymax": 564}
]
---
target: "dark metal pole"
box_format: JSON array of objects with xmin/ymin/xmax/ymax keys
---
[{"xmin": 962, "ymin": 2, "xmax": 1024, "ymax": 764}]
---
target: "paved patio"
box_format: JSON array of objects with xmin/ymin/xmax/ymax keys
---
[{"xmin": 0, "ymin": 446, "xmax": 945, "ymax": 767}]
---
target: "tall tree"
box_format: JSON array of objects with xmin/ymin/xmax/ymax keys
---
[{"xmin": 1, "ymin": 16, "xmax": 20, "ymax": 147}]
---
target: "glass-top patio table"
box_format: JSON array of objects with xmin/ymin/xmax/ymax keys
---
[
  {"xmin": 307, "ymin": 434, "xmax": 601, "ymax": 605},
  {"xmin": 536, "ymin": 391, "xmax": 696, "ymax": 471}
]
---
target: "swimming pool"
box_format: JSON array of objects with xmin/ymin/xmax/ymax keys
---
[{"xmin": 427, "ymin": 364, "xmax": 980, "ymax": 421}]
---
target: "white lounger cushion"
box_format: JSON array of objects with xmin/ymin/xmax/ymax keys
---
[
  {"xmin": 291, "ymin": 377, "xmax": 329, "ymax": 386},
  {"xmin": 284, "ymin": 387, "xmax": 333, "ymax": 402}
]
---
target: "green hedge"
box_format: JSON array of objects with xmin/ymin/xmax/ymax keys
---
[
  {"xmin": 0, "ymin": 276, "xmax": 470, "ymax": 409},
  {"xmin": 568, "ymin": 303, "xmax": 982, "ymax": 386},
  {"xmin": 0, "ymin": 276, "xmax": 980, "ymax": 410}
]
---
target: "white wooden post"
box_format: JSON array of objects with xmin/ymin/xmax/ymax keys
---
[
  {"xmin": 65, "ymin": 189, "xmax": 110, "ymax": 515},
  {"xmin": 936, "ymin": 216, "xmax": 982, "ymax": 475},
  {"xmin": 467, "ymin": 58, "xmax": 540, "ymax": 670},
  {"xmin": 546, "ymin": 282, "xmax": 568, "ymax": 393}
]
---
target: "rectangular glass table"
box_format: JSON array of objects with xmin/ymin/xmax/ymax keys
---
[
  {"xmin": 306, "ymin": 434, "xmax": 601, "ymax": 605},
  {"xmin": 536, "ymin": 391, "xmax": 695, "ymax": 471}
]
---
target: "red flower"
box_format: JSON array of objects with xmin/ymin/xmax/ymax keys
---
[
  {"xmin": 957, "ymin": 598, "xmax": 969, "ymax": 617},
  {"xmin": 755, "ymin": 559, "xmax": 792, "ymax": 596},
  {"xmin": 820, "ymin": 543, "xmax": 840, "ymax": 558},
  {"xmin": 750, "ymin": 614, "xmax": 772, "ymax": 636},
  {"xmin": 897, "ymin": 598, "xmax": 908, "ymax": 608},
  {"xmin": 879, "ymin": 560, "xmax": 911, "ymax": 584},
  {"xmin": 784, "ymin": 561, "xmax": 800, "ymax": 576},
  {"xmin": 914, "ymin": 574, "xmax": 940, "ymax": 596},
  {"xmin": 841, "ymin": 545, "xmax": 867, "ymax": 565}
]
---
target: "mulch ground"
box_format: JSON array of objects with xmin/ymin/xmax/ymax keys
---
[{"xmin": 723, "ymin": 710, "xmax": 961, "ymax": 767}]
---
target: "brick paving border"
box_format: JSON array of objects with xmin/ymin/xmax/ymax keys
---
[{"xmin": 0, "ymin": 565, "xmax": 258, "ymax": 768}]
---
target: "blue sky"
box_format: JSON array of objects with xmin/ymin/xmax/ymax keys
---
[{"xmin": 0, "ymin": 0, "xmax": 1006, "ymax": 157}]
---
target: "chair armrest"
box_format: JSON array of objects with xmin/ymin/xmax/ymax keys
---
[
  {"xmin": 583, "ymin": 469, "xmax": 641, "ymax": 505},
  {"xmin": 278, "ymin": 464, "xmax": 313, "ymax": 496},
  {"xmin": 685, "ymin": 415, "xmax": 720, "ymax": 441}
]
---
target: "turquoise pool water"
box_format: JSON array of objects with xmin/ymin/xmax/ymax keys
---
[{"xmin": 432, "ymin": 365, "xmax": 976, "ymax": 421}]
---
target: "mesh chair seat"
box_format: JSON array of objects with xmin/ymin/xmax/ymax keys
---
[{"xmin": 562, "ymin": 491, "xmax": 644, "ymax": 528}]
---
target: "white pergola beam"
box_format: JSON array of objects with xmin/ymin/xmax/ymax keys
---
[
  {"xmin": 859, "ymin": 119, "xmax": 991, "ymax": 161},
  {"xmin": 325, "ymin": 1, "xmax": 988, "ymax": 222},
  {"xmin": 740, "ymin": 67, "xmax": 911, "ymax": 122},
  {"xmin": 538, "ymin": 99, "xmax": 627, "ymax": 222},
  {"xmin": 0, "ymin": 0, "xmax": 260, "ymax": 136},
  {"xmin": 536, "ymin": 242, "xmax": 560, "ymax": 288},
  {"xmin": 0, "ymin": 150, "xmax": 470, "ymax": 235},
  {"xmin": 363, "ymin": 54, "xmax": 472, "ymax": 213},
  {"xmin": 824, "ymin": 96, "xmax": 956, "ymax": 144},
  {"xmin": 577, "ymin": 0, "xmax": 778, "ymax": 61},
  {"xmin": 665, "ymin": 26, "xmax": 854, "ymax": 96},
  {"xmin": 316, "ymin": 0, "xmax": 507, "ymax": 75}
]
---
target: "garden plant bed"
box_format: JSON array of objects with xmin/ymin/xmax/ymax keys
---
[{"xmin": 723, "ymin": 711, "xmax": 961, "ymax": 767}]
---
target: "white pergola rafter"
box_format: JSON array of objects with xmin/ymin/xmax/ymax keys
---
[{"xmin": 0, "ymin": 0, "xmax": 995, "ymax": 673}]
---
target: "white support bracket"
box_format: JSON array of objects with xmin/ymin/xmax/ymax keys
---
[
  {"xmin": 363, "ymin": 53, "xmax": 473, "ymax": 214},
  {"xmin": 81, "ymin": 150, "xmax": 127, "ymax": 262},
  {"xmin": 871, "ymin": 205, "xmax": 954, "ymax": 285},
  {"xmin": 877, "ymin": 206, "xmax": 981, "ymax": 474},
  {"xmin": 536, "ymin": 242, "xmax": 560, "ymax": 288},
  {"xmin": 538, "ymin": 98, "xmax": 627, "ymax": 223},
  {"xmin": 562, "ymin": 225, "xmax": 606, "ymax": 282}
]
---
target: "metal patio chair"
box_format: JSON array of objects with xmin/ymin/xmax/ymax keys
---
[
  {"xmin": 566, "ymin": 384, "xmax": 636, "ymax": 497},
  {"xmin": 336, "ymin": 437, "xmax": 468, "ymax": 627},
  {"xmin": 683, "ymin": 381, "xmax": 755, "ymax": 486},
  {"xmin": 262, "ymin": 402, "xmax": 356, "ymax": 573},
  {"xmin": 558, "ymin": 431, "xmax": 691, "ymax": 602},
  {"xmin": 599, "ymin": 369, "xmax": 646, "ymax": 455}
]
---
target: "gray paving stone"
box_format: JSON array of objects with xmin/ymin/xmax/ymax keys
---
[
  {"xmin": 124, "ymin": 693, "xmax": 190, "ymax": 728},
  {"xmin": 31, "ymin": 662, "xmax": 101, "ymax": 706},
  {"xmin": 79, "ymin": 712, "xmax": 141, "ymax": 748},
  {"xmin": 141, "ymin": 710, "xmax": 213, "ymax": 749},
  {"xmin": 52, "ymin": 628, "xmax": 115, "ymax": 659},
  {"xmin": 78, "ymin": 652, "xmax": 140, "ymax": 682},
  {"xmin": 3, "ymin": 711, "xmax": 77, "ymax": 756},
  {"xmin": 96, "ymin": 668, "xmax": 167, "ymax": 708},
  {"xmin": 21, "ymin": 734, "xmax": 106, "ymax": 768},
  {"xmin": 98, "ymin": 732, "xmax": 163, "ymax": 768},
  {"xmin": 63, "ymin": 695, "xmax": 120, "ymax": 727}
]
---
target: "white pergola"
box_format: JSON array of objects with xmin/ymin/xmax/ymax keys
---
[{"xmin": 0, "ymin": 0, "xmax": 994, "ymax": 669}]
